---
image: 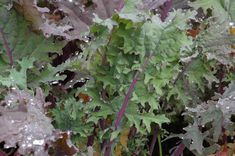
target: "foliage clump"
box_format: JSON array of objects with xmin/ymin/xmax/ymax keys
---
[{"xmin": 0, "ymin": 0, "xmax": 235, "ymax": 155}]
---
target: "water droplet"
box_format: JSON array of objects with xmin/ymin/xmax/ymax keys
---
[
  {"xmin": 27, "ymin": 136, "xmax": 32, "ymax": 140},
  {"xmin": 70, "ymin": 80, "xmax": 73, "ymax": 83},
  {"xmin": 67, "ymin": 131, "xmax": 72, "ymax": 135},
  {"xmin": 69, "ymin": 0, "xmax": 73, "ymax": 2},
  {"xmin": 55, "ymin": 73, "xmax": 60, "ymax": 77},
  {"xmin": 226, "ymin": 106, "xmax": 230, "ymax": 109},
  {"xmin": 229, "ymin": 22, "xmax": 234, "ymax": 26},
  {"xmin": 33, "ymin": 139, "xmax": 44, "ymax": 145},
  {"xmin": 69, "ymin": 85, "xmax": 72, "ymax": 88},
  {"xmin": 4, "ymin": 144, "xmax": 12, "ymax": 148},
  {"xmin": 84, "ymin": 88, "xmax": 87, "ymax": 91},
  {"xmin": 11, "ymin": 87, "xmax": 16, "ymax": 90},
  {"xmin": 51, "ymin": 81, "xmax": 59, "ymax": 84},
  {"xmin": 44, "ymin": 33, "xmax": 50, "ymax": 38}
]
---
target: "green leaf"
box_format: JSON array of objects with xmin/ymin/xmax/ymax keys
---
[
  {"xmin": 0, "ymin": 57, "xmax": 34, "ymax": 89},
  {"xmin": 168, "ymin": 82, "xmax": 191, "ymax": 104},
  {"xmin": 126, "ymin": 113, "xmax": 170, "ymax": 133},
  {"xmin": 0, "ymin": 5, "xmax": 64, "ymax": 65},
  {"xmin": 28, "ymin": 63, "xmax": 67, "ymax": 88},
  {"xmin": 110, "ymin": 130, "xmax": 121, "ymax": 141},
  {"xmin": 131, "ymin": 83, "xmax": 159, "ymax": 110},
  {"xmin": 200, "ymin": 104, "xmax": 223, "ymax": 141},
  {"xmin": 186, "ymin": 58, "xmax": 216, "ymax": 92},
  {"xmin": 183, "ymin": 121, "xmax": 207, "ymax": 155},
  {"xmin": 229, "ymin": 1, "xmax": 235, "ymax": 22},
  {"xmin": 52, "ymin": 98, "xmax": 93, "ymax": 137},
  {"xmin": 189, "ymin": 0, "xmax": 229, "ymax": 22}
]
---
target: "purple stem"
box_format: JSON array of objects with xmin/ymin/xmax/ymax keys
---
[
  {"xmin": 114, "ymin": 73, "xmax": 138, "ymax": 129},
  {"xmin": 104, "ymin": 140, "xmax": 113, "ymax": 156},
  {"xmin": 160, "ymin": 0, "xmax": 173, "ymax": 22},
  {"xmin": 0, "ymin": 150, "xmax": 6, "ymax": 156},
  {"xmin": 104, "ymin": 55, "xmax": 151, "ymax": 156},
  {"xmin": 0, "ymin": 27, "xmax": 13, "ymax": 66},
  {"xmin": 117, "ymin": 0, "xmax": 125, "ymax": 12},
  {"xmin": 172, "ymin": 142, "xmax": 185, "ymax": 156},
  {"xmin": 114, "ymin": 56, "xmax": 150, "ymax": 129},
  {"xmin": 149, "ymin": 126, "xmax": 159, "ymax": 156},
  {"xmin": 104, "ymin": 1, "xmax": 174, "ymax": 155}
]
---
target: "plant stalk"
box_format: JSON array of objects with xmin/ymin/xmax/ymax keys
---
[
  {"xmin": 149, "ymin": 126, "xmax": 159, "ymax": 156},
  {"xmin": 172, "ymin": 142, "xmax": 185, "ymax": 156},
  {"xmin": 0, "ymin": 27, "xmax": 13, "ymax": 66},
  {"xmin": 158, "ymin": 134, "xmax": 163, "ymax": 156},
  {"xmin": 105, "ymin": 0, "xmax": 173, "ymax": 155}
]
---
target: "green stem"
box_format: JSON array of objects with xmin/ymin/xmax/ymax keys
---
[{"xmin": 158, "ymin": 134, "xmax": 163, "ymax": 156}]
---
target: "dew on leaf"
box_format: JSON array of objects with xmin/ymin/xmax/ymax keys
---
[
  {"xmin": 27, "ymin": 137, "xmax": 32, "ymax": 140},
  {"xmin": 32, "ymin": 140, "xmax": 44, "ymax": 146},
  {"xmin": 51, "ymin": 81, "xmax": 59, "ymax": 85}
]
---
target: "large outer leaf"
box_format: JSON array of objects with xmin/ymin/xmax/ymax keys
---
[
  {"xmin": 0, "ymin": 88, "xmax": 54, "ymax": 156},
  {"xmin": 0, "ymin": 3, "xmax": 64, "ymax": 64},
  {"xmin": 14, "ymin": 0, "xmax": 120, "ymax": 40},
  {"xmin": 189, "ymin": 0, "xmax": 235, "ymax": 22},
  {"xmin": 199, "ymin": 20, "xmax": 235, "ymax": 65},
  {"xmin": 183, "ymin": 121, "xmax": 206, "ymax": 155},
  {"xmin": 72, "ymin": 9, "xmax": 197, "ymax": 136},
  {"xmin": 217, "ymin": 82, "xmax": 235, "ymax": 128},
  {"xmin": 52, "ymin": 0, "xmax": 120, "ymax": 39}
]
